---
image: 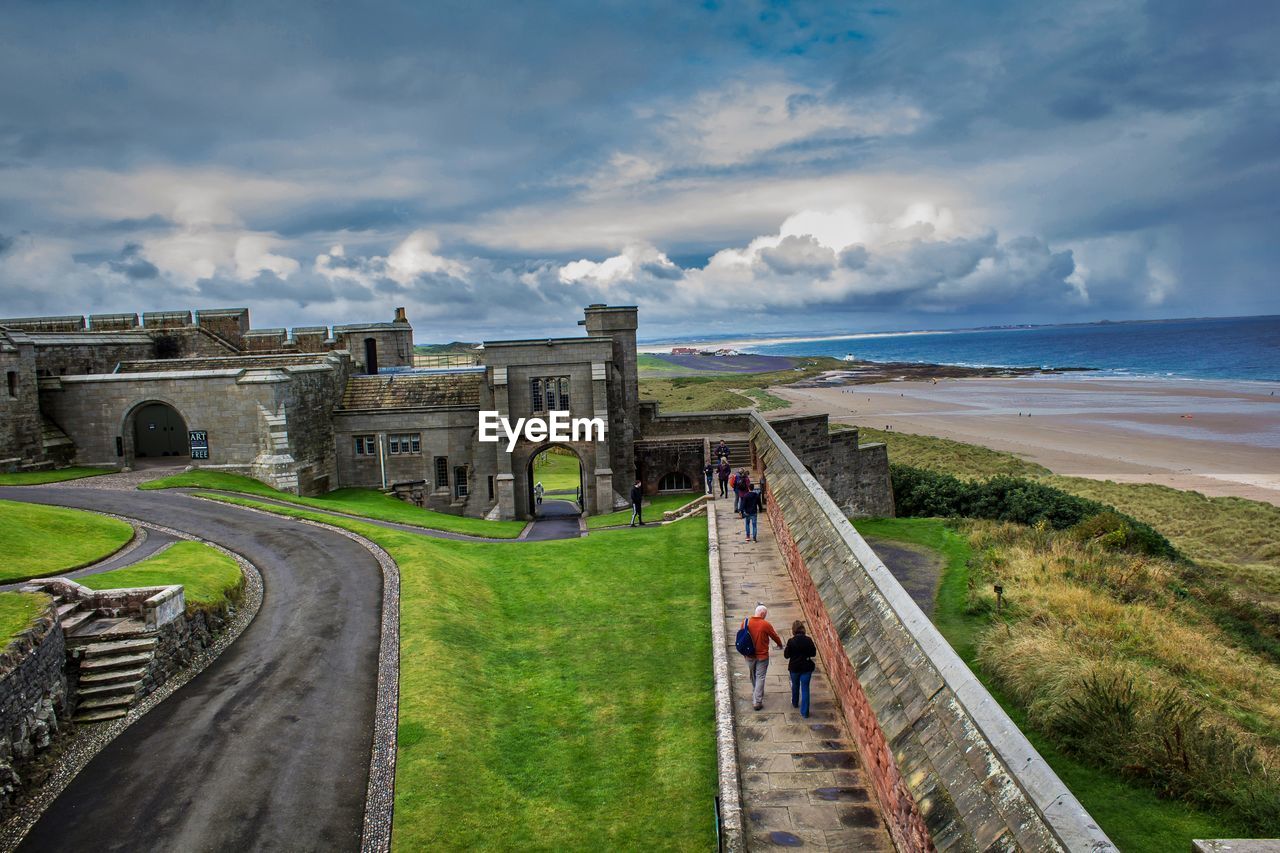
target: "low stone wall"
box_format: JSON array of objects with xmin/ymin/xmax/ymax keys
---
[
  {"xmin": 0, "ymin": 601, "xmax": 68, "ymax": 809},
  {"xmin": 144, "ymin": 604, "xmax": 235, "ymax": 696},
  {"xmin": 750, "ymin": 412, "xmax": 1113, "ymax": 852}
]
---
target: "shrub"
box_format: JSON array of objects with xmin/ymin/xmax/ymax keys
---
[{"xmin": 889, "ymin": 465, "xmax": 1178, "ymax": 559}]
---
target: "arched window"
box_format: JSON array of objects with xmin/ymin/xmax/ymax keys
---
[{"xmin": 658, "ymin": 471, "xmax": 692, "ymax": 492}]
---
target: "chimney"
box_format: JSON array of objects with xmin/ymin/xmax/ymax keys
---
[{"xmin": 394, "ymin": 307, "xmax": 408, "ymax": 324}]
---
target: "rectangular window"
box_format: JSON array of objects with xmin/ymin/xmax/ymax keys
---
[
  {"xmin": 5, "ymin": 371, "xmax": 15, "ymax": 399},
  {"xmin": 454, "ymin": 466, "xmax": 469, "ymax": 498},
  {"xmin": 434, "ymin": 456, "xmax": 449, "ymax": 489},
  {"xmin": 487, "ymin": 475, "xmax": 495, "ymax": 501},
  {"xmin": 353, "ymin": 435, "xmax": 377, "ymax": 456},
  {"xmin": 530, "ymin": 375, "xmax": 571, "ymax": 414},
  {"xmin": 388, "ymin": 433, "xmax": 421, "ymax": 455}
]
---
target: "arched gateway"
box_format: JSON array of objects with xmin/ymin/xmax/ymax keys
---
[{"xmin": 127, "ymin": 401, "xmax": 189, "ymax": 462}]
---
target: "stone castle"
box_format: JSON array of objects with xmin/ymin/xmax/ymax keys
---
[{"xmin": 0, "ymin": 304, "xmax": 892, "ymax": 519}]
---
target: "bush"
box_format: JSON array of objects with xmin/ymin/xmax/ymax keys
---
[{"xmin": 890, "ymin": 465, "xmax": 1178, "ymax": 559}]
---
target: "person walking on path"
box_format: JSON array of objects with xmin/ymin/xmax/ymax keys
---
[
  {"xmin": 733, "ymin": 469, "xmax": 752, "ymax": 515},
  {"xmin": 629, "ymin": 479, "xmax": 645, "ymax": 526},
  {"xmin": 784, "ymin": 621, "xmax": 817, "ymax": 718},
  {"xmin": 741, "ymin": 485, "xmax": 761, "ymax": 542},
  {"xmin": 717, "ymin": 459, "xmax": 731, "ymax": 498},
  {"xmin": 703, "ymin": 461, "xmax": 715, "ymax": 495},
  {"xmin": 714, "ymin": 439, "xmax": 729, "ymax": 462},
  {"xmin": 534, "ymin": 481, "xmax": 544, "ymax": 506},
  {"xmin": 747, "ymin": 605, "xmax": 783, "ymax": 710}
]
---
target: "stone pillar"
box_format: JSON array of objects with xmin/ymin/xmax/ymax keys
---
[
  {"xmin": 491, "ymin": 367, "xmax": 517, "ymax": 519},
  {"xmin": 495, "ymin": 473, "xmax": 516, "ymax": 520}
]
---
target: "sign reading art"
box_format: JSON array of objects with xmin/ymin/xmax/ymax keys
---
[
  {"xmin": 189, "ymin": 429, "xmax": 209, "ymax": 460},
  {"xmin": 478, "ymin": 411, "xmax": 606, "ymax": 452}
]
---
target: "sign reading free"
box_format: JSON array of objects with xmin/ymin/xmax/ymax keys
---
[
  {"xmin": 189, "ymin": 430, "xmax": 209, "ymax": 460},
  {"xmin": 478, "ymin": 411, "xmax": 606, "ymax": 452}
]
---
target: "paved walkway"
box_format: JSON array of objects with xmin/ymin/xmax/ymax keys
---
[{"xmin": 715, "ymin": 493, "xmax": 894, "ymax": 851}]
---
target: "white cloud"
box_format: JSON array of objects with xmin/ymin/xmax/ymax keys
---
[
  {"xmin": 385, "ymin": 230, "xmax": 469, "ymax": 282},
  {"xmin": 559, "ymin": 243, "xmax": 681, "ymax": 286}
]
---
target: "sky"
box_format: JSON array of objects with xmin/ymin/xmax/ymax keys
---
[{"xmin": 1, "ymin": 0, "xmax": 1277, "ymax": 342}]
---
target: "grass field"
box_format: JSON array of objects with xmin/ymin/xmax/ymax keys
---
[
  {"xmin": 531, "ymin": 447, "xmax": 581, "ymax": 493},
  {"xmin": 0, "ymin": 499, "xmax": 134, "ymax": 583},
  {"xmin": 638, "ymin": 357, "xmax": 842, "ymax": 413},
  {"xmin": 586, "ymin": 491, "xmax": 702, "ymax": 529},
  {"xmin": 0, "ymin": 592, "xmax": 52, "ymax": 648},
  {"xmin": 856, "ymin": 517, "xmax": 1256, "ymax": 850},
  {"xmin": 139, "ymin": 471, "xmax": 526, "ymax": 539},
  {"xmin": 79, "ymin": 541, "xmax": 244, "ymax": 612},
  {"xmin": 190, "ymin": 494, "xmax": 717, "ymax": 850},
  {"xmin": 0, "ymin": 467, "xmax": 113, "ymax": 485}
]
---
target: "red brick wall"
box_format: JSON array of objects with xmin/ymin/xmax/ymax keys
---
[{"xmin": 766, "ymin": 483, "xmax": 934, "ymax": 853}]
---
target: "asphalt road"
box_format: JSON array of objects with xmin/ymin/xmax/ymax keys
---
[{"xmin": 0, "ymin": 486, "xmax": 382, "ymax": 853}]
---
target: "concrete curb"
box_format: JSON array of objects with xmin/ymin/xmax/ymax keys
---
[{"xmin": 706, "ymin": 501, "xmax": 745, "ymax": 853}]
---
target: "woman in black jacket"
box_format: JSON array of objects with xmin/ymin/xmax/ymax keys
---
[{"xmin": 783, "ymin": 621, "xmax": 817, "ymax": 718}]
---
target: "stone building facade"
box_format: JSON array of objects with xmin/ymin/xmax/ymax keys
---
[{"xmin": 0, "ymin": 303, "xmax": 893, "ymax": 520}]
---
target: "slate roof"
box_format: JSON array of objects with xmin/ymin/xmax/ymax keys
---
[{"xmin": 339, "ymin": 372, "xmax": 482, "ymax": 410}]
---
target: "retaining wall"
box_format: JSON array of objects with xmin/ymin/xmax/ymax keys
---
[
  {"xmin": 749, "ymin": 412, "xmax": 1113, "ymax": 852},
  {"xmin": 0, "ymin": 600, "xmax": 69, "ymax": 809}
]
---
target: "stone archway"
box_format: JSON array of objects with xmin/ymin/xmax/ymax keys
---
[
  {"xmin": 126, "ymin": 400, "xmax": 189, "ymax": 464},
  {"xmin": 526, "ymin": 444, "xmax": 585, "ymax": 519}
]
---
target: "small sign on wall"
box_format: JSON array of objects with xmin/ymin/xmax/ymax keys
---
[{"xmin": 189, "ymin": 430, "xmax": 209, "ymax": 460}]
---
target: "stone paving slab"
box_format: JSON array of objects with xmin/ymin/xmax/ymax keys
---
[{"xmin": 715, "ymin": 491, "xmax": 894, "ymax": 852}]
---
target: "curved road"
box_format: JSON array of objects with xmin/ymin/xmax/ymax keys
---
[{"xmin": 0, "ymin": 486, "xmax": 383, "ymax": 852}]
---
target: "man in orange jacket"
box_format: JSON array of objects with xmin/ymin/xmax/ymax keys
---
[{"xmin": 747, "ymin": 604, "xmax": 783, "ymax": 710}]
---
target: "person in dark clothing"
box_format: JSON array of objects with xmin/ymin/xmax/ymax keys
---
[
  {"xmin": 741, "ymin": 486, "xmax": 761, "ymax": 542},
  {"xmin": 703, "ymin": 461, "xmax": 715, "ymax": 494},
  {"xmin": 733, "ymin": 469, "xmax": 751, "ymax": 515},
  {"xmin": 629, "ymin": 479, "xmax": 644, "ymax": 526},
  {"xmin": 717, "ymin": 460, "xmax": 730, "ymax": 498},
  {"xmin": 714, "ymin": 440, "xmax": 729, "ymax": 462},
  {"xmin": 784, "ymin": 621, "xmax": 817, "ymax": 718}
]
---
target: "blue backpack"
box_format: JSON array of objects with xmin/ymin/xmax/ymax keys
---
[{"xmin": 734, "ymin": 617, "xmax": 755, "ymax": 657}]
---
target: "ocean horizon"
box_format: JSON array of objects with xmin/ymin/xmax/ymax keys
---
[{"xmin": 650, "ymin": 315, "xmax": 1280, "ymax": 384}]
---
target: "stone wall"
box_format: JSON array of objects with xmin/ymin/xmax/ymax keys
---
[
  {"xmin": 634, "ymin": 439, "xmax": 706, "ymax": 495},
  {"xmin": 750, "ymin": 412, "xmax": 1113, "ymax": 853},
  {"xmin": 638, "ymin": 406, "xmax": 752, "ymax": 439},
  {"xmin": 766, "ymin": 414, "xmax": 893, "ymax": 518},
  {"xmin": 0, "ymin": 600, "xmax": 68, "ymax": 809},
  {"xmin": 0, "ymin": 333, "xmax": 42, "ymax": 469}
]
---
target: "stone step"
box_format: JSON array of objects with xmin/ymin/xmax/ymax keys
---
[
  {"xmin": 55, "ymin": 601, "xmax": 81, "ymax": 618},
  {"xmin": 78, "ymin": 681, "xmax": 140, "ymax": 699},
  {"xmin": 79, "ymin": 637, "xmax": 157, "ymax": 658},
  {"xmin": 60, "ymin": 610, "xmax": 96, "ymax": 634},
  {"xmin": 66, "ymin": 616, "xmax": 151, "ymax": 640},
  {"xmin": 80, "ymin": 652, "xmax": 152, "ymax": 672},
  {"xmin": 76, "ymin": 693, "xmax": 134, "ymax": 711},
  {"xmin": 78, "ymin": 667, "xmax": 148, "ymax": 686},
  {"xmin": 73, "ymin": 707, "xmax": 129, "ymax": 724}
]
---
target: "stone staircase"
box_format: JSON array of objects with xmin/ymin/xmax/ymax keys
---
[
  {"xmin": 713, "ymin": 436, "xmax": 752, "ymax": 467},
  {"xmin": 56, "ymin": 601, "xmax": 157, "ymax": 723}
]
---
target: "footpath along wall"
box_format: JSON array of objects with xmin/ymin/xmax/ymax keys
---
[{"xmin": 749, "ymin": 412, "xmax": 1114, "ymax": 853}]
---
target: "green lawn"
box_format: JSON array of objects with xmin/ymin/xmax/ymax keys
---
[
  {"xmin": 0, "ymin": 466, "xmax": 114, "ymax": 485},
  {"xmin": 0, "ymin": 499, "xmax": 134, "ymax": 583},
  {"xmin": 80, "ymin": 541, "xmax": 243, "ymax": 612},
  {"xmin": 856, "ymin": 517, "xmax": 1250, "ymax": 851},
  {"xmin": 532, "ymin": 448, "xmax": 581, "ymax": 493},
  {"xmin": 586, "ymin": 492, "xmax": 702, "ymax": 529},
  {"xmin": 139, "ymin": 471, "xmax": 526, "ymax": 539},
  {"xmin": 0, "ymin": 592, "xmax": 52, "ymax": 648},
  {"xmin": 190, "ymin": 494, "xmax": 717, "ymax": 850}
]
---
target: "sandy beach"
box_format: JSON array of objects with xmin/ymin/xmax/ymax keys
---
[{"xmin": 773, "ymin": 376, "xmax": 1280, "ymax": 506}]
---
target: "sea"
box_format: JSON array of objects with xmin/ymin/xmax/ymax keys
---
[{"xmin": 738, "ymin": 315, "xmax": 1280, "ymax": 385}]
